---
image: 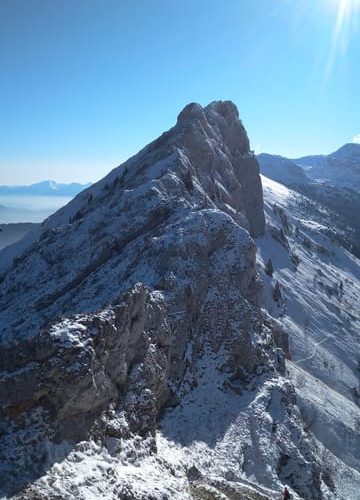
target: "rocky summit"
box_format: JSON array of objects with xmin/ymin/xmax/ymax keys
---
[
  {"xmin": 0, "ymin": 100, "xmax": 271, "ymax": 495},
  {"xmin": 0, "ymin": 101, "xmax": 359, "ymax": 500}
]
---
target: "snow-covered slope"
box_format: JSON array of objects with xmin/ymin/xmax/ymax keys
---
[
  {"xmin": 0, "ymin": 103, "xmax": 359, "ymax": 500},
  {"xmin": 1, "ymin": 101, "xmax": 297, "ymax": 499},
  {"xmin": 257, "ymin": 153, "xmax": 311, "ymax": 187},
  {"xmin": 259, "ymin": 175, "xmax": 360, "ymax": 401},
  {"xmin": 257, "ymin": 148, "xmax": 360, "ymax": 259},
  {"xmin": 256, "ymin": 175, "xmax": 360, "ymax": 499}
]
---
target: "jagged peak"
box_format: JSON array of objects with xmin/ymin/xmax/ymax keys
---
[
  {"xmin": 176, "ymin": 102, "xmax": 206, "ymax": 125},
  {"xmin": 205, "ymin": 100, "xmax": 239, "ymax": 124},
  {"xmin": 176, "ymin": 100, "xmax": 241, "ymax": 129},
  {"xmin": 175, "ymin": 100, "xmax": 250, "ymax": 157}
]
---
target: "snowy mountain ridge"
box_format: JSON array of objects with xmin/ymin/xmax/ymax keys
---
[
  {"xmin": 257, "ymin": 154, "xmax": 311, "ymax": 187},
  {"xmin": 258, "ymin": 143, "xmax": 360, "ymax": 190},
  {"xmin": 0, "ymin": 102, "xmax": 359, "ymax": 499},
  {"xmin": 257, "ymin": 146, "xmax": 360, "ymax": 258},
  {"xmin": 295, "ymin": 143, "xmax": 360, "ymax": 190}
]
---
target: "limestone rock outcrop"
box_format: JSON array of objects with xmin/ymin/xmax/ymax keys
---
[
  {"xmin": 0, "ymin": 100, "xmax": 264, "ymax": 345},
  {"xmin": 0, "ymin": 102, "xmax": 321, "ymax": 499}
]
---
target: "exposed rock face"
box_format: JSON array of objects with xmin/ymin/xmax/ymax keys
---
[
  {"xmin": 0, "ymin": 285, "xmax": 172, "ymax": 493},
  {"xmin": 0, "ymin": 100, "xmax": 264, "ymax": 346},
  {"xmin": 1, "ymin": 285, "xmax": 169, "ymax": 437},
  {"xmin": 0, "ymin": 102, "xmax": 323, "ymax": 499},
  {"xmin": 173, "ymin": 101, "xmax": 265, "ymax": 236},
  {"xmin": 0, "ymin": 212, "xmax": 272, "ymax": 494}
]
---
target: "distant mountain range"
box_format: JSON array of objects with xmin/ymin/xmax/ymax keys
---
[
  {"xmin": 257, "ymin": 153, "xmax": 311, "ymax": 186},
  {"xmin": 257, "ymin": 143, "xmax": 360, "ymax": 257},
  {"xmin": 258, "ymin": 142, "xmax": 360, "ymax": 190},
  {"xmin": 295, "ymin": 142, "xmax": 360, "ymax": 189},
  {"xmin": 0, "ymin": 180, "xmax": 91, "ymax": 197}
]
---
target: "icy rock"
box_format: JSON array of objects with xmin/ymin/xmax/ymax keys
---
[
  {"xmin": 0, "ymin": 102, "xmax": 276, "ymax": 498},
  {"xmin": 186, "ymin": 464, "xmax": 203, "ymax": 482},
  {"xmin": 271, "ymin": 319, "xmax": 291, "ymax": 360}
]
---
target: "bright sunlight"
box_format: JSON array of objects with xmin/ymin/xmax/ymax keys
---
[{"xmin": 326, "ymin": 0, "xmax": 360, "ymax": 73}]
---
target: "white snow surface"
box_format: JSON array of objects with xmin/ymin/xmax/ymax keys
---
[
  {"xmin": 2, "ymin": 174, "xmax": 359, "ymax": 500},
  {"xmin": 12, "ymin": 350, "xmax": 307, "ymax": 500},
  {"xmin": 257, "ymin": 175, "xmax": 360, "ymax": 499}
]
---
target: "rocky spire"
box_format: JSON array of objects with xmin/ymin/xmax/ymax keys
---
[
  {"xmin": 0, "ymin": 100, "xmax": 266, "ymax": 344},
  {"xmin": 0, "ymin": 102, "xmax": 323, "ymax": 499}
]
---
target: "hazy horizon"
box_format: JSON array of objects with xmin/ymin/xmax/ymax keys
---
[{"xmin": 1, "ymin": 0, "xmax": 360, "ymax": 185}]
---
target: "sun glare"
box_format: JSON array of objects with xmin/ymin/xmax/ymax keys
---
[
  {"xmin": 335, "ymin": 0, "xmax": 359, "ymax": 36},
  {"xmin": 325, "ymin": 0, "xmax": 360, "ymax": 74}
]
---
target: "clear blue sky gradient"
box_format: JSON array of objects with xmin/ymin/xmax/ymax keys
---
[{"xmin": 1, "ymin": 0, "xmax": 359, "ymax": 184}]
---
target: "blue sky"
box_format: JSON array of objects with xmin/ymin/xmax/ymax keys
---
[{"xmin": 0, "ymin": 0, "xmax": 359, "ymax": 184}]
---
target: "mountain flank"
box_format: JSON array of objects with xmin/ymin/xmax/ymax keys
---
[{"xmin": 0, "ymin": 102, "xmax": 359, "ymax": 499}]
